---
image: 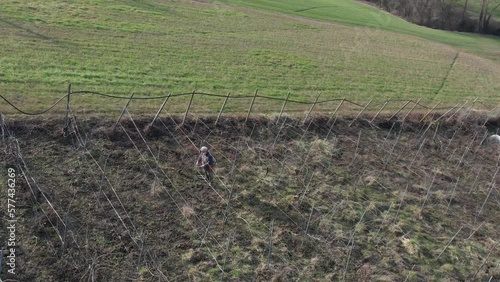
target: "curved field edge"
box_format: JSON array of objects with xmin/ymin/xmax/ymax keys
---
[{"xmin": 0, "ymin": 113, "xmax": 499, "ymax": 281}]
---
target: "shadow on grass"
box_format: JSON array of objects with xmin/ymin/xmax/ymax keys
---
[{"xmin": 294, "ymin": 6, "xmax": 337, "ymax": 13}]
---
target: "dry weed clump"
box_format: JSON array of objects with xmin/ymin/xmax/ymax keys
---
[
  {"xmin": 149, "ymin": 180, "xmax": 161, "ymax": 196},
  {"xmin": 182, "ymin": 205, "xmax": 196, "ymax": 218}
]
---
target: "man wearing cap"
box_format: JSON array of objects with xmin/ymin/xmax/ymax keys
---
[{"xmin": 196, "ymin": 146, "xmax": 215, "ymax": 182}]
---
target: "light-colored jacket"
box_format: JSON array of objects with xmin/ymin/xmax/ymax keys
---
[{"xmin": 196, "ymin": 152, "xmax": 214, "ymax": 168}]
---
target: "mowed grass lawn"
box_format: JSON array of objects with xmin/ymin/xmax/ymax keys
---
[{"xmin": 0, "ymin": 0, "xmax": 499, "ymax": 115}]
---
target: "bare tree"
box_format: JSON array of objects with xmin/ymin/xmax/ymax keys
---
[
  {"xmin": 484, "ymin": 1, "xmax": 500, "ymax": 31},
  {"xmin": 368, "ymin": 0, "xmax": 499, "ymax": 34},
  {"xmin": 477, "ymin": 0, "xmax": 500, "ymax": 32},
  {"xmin": 460, "ymin": 0, "xmax": 470, "ymax": 25}
]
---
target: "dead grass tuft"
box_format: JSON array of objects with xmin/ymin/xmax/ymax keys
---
[
  {"xmin": 364, "ymin": 175, "xmax": 377, "ymax": 186},
  {"xmin": 149, "ymin": 180, "xmax": 161, "ymax": 196},
  {"xmin": 182, "ymin": 205, "xmax": 196, "ymax": 218},
  {"xmin": 271, "ymin": 267, "xmax": 292, "ymax": 282}
]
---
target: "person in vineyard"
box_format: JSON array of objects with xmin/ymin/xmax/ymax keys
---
[{"xmin": 196, "ymin": 146, "xmax": 215, "ymax": 182}]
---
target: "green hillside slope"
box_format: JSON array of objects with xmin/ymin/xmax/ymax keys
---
[
  {"xmin": 0, "ymin": 0, "xmax": 499, "ymax": 115},
  {"xmin": 216, "ymin": 0, "xmax": 500, "ymax": 59}
]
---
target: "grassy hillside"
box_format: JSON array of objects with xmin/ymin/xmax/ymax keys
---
[
  {"xmin": 1, "ymin": 113, "xmax": 499, "ymax": 281},
  {"xmin": 1, "ymin": 0, "xmax": 500, "ymax": 115},
  {"xmin": 216, "ymin": 0, "xmax": 500, "ymax": 57},
  {"xmin": 459, "ymin": 0, "xmax": 500, "ymax": 18}
]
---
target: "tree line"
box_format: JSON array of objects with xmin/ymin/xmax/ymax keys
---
[{"xmin": 366, "ymin": 0, "xmax": 500, "ymax": 35}]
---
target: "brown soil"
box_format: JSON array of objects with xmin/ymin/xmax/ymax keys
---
[{"xmin": 1, "ymin": 112, "xmax": 499, "ymax": 281}]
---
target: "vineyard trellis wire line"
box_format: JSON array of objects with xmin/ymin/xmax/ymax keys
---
[
  {"xmin": 8, "ymin": 97, "xmax": 324, "ymax": 280},
  {"xmin": 1, "ymin": 84, "xmax": 499, "ymax": 280},
  {"xmin": 145, "ymin": 108, "xmax": 346, "ymax": 275},
  {"xmin": 118, "ymin": 110, "xmax": 250, "ymax": 276},
  {"xmin": 2, "ymin": 85, "xmax": 497, "ymax": 118},
  {"xmin": 177, "ymin": 104, "xmax": 488, "ymax": 279},
  {"xmin": 155, "ymin": 112, "xmax": 310, "ymax": 246},
  {"xmin": 68, "ymin": 107, "xmax": 197, "ymax": 279},
  {"xmin": 2, "ymin": 122, "xmax": 88, "ymax": 275}
]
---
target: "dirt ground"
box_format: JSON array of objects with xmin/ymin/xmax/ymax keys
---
[{"xmin": 1, "ymin": 112, "xmax": 499, "ymax": 281}]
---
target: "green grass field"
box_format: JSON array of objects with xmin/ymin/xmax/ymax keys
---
[
  {"xmin": 0, "ymin": 0, "xmax": 499, "ymax": 114},
  {"xmin": 217, "ymin": 0, "xmax": 500, "ymax": 57}
]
